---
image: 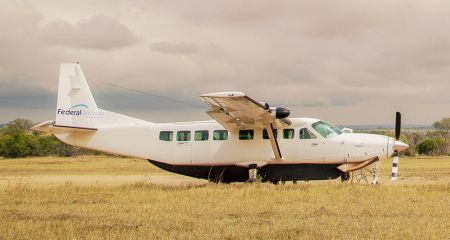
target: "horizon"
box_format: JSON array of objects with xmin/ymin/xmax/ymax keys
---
[{"xmin": 0, "ymin": 115, "xmax": 436, "ymax": 129}]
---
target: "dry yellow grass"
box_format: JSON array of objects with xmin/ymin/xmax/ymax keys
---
[
  {"xmin": 0, "ymin": 156, "xmax": 449, "ymax": 239},
  {"xmin": 0, "ymin": 156, "xmax": 165, "ymax": 176}
]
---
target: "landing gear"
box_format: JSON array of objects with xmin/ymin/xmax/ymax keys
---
[
  {"xmin": 341, "ymin": 172, "xmax": 350, "ymax": 182},
  {"xmin": 269, "ymin": 180, "xmax": 285, "ymax": 185},
  {"xmin": 246, "ymin": 164, "xmax": 258, "ymax": 183},
  {"xmin": 371, "ymin": 161, "xmax": 380, "ymax": 184},
  {"xmin": 270, "ymin": 180, "xmax": 297, "ymax": 185}
]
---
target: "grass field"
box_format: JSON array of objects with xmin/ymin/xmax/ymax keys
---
[{"xmin": 0, "ymin": 156, "xmax": 449, "ymax": 239}]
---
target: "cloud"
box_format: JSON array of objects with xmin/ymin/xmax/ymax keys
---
[
  {"xmin": 0, "ymin": 82, "xmax": 55, "ymax": 108},
  {"xmin": 151, "ymin": 41, "xmax": 198, "ymax": 55},
  {"xmin": 39, "ymin": 15, "xmax": 137, "ymax": 50},
  {"xmin": 0, "ymin": 0, "xmax": 449, "ymax": 124}
]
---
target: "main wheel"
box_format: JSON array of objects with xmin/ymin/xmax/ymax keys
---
[{"xmin": 341, "ymin": 172, "xmax": 350, "ymax": 182}]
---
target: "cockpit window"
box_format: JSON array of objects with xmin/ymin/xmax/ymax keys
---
[
  {"xmin": 311, "ymin": 121, "xmax": 342, "ymax": 138},
  {"xmin": 283, "ymin": 129, "xmax": 295, "ymax": 139}
]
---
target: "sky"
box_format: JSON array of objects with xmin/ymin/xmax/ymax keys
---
[{"xmin": 0, "ymin": 0, "xmax": 449, "ymax": 125}]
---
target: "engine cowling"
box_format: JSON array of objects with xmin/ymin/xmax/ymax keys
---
[
  {"xmin": 269, "ymin": 107, "xmax": 290, "ymax": 119},
  {"xmin": 260, "ymin": 102, "xmax": 290, "ymax": 119}
]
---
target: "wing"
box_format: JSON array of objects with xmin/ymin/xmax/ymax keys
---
[
  {"xmin": 200, "ymin": 92, "xmax": 290, "ymax": 131},
  {"xmin": 200, "ymin": 92, "xmax": 290, "ymax": 160}
]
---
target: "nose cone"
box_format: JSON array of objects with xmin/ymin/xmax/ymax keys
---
[{"xmin": 394, "ymin": 140, "xmax": 409, "ymax": 152}]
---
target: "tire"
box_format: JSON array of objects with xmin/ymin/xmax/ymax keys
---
[{"xmin": 341, "ymin": 172, "xmax": 350, "ymax": 181}]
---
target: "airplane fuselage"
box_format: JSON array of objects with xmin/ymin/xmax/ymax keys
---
[{"xmin": 55, "ymin": 114, "xmax": 395, "ymax": 182}]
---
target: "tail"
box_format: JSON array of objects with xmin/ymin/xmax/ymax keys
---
[
  {"xmin": 32, "ymin": 63, "xmax": 150, "ymax": 134},
  {"xmin": 55, "ymin": 63, "xmax": 99, "ymax": 129}
]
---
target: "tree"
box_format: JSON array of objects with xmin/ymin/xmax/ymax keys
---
[
  {"xmin": 433, "ymin": 118, "xmax": 450, "ymax": 155},
  {"xmin": 0, "ymin": 118, "xmax": 107, "ymax": 158},
  {"xmin": 0, "ymin": 119, "xmax": 40, "ymax": 158},
  {"xmin": 0, "ymin": 133, "xmax": 39, "ymax": 158},
  {"xmin": 0, "ymin": 119, "xmax": 34, "ymax": 137},
  {"xmin": 416, "ymin": 138, "xmax": 446, "ymax": 156},
  {"xmin": 35, "ymin": 135, "xmax": 59, "ymax": 156}
]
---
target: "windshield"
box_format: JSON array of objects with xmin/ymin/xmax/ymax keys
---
[{"xmin": 311, "ymin": 121, "xmax": 342, "ymax": 138}]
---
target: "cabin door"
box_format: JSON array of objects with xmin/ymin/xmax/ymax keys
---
[
  {"xmin": 175, "ymin": 141, "xmax": 192, "ymax": 164},
  {"xmin": 174, "ymin": 130, "xmax": 192, "ymax": 164}
]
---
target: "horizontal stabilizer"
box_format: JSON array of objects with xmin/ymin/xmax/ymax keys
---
[{"xmin": 31, "ymin": 120, "xmax": 97, "ymax": 134}]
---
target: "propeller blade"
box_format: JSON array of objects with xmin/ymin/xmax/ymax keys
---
[
  {"xmin": 392, "ymin": 112, "xmax": 404, "ymax": 181},
  {"xmin": 391, "ymin": 152, "xmax": 399, "ymax": 181},
  {"xmin": 395, "ymin": 112, "xmax": 401, "ymax": 140}
]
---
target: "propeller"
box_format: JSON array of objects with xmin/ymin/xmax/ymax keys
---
[
  {"xmin": 395, "ymin": 112, "xmax": 401, "ymax": 140},
  {"xmin": 391, "ymin": 112, "xmax": 401, "ymax": 181}
]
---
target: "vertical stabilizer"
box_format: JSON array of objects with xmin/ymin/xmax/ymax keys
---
[{"xmin": 56, "ymin": 63, "xmax": 99, "ymax": 129}]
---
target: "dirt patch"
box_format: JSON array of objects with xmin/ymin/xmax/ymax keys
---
[
  {"xmin": 0, "ymin": 174, "xmax": 207, "ymax": 188},
  {"xmin": 0, "ymin": 174, "xmax": 448, "ymax": 188}
]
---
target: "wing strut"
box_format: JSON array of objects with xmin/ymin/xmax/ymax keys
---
[{"xmin": 266, "ymin": 123, "xmax": 282, "ymax": 160}]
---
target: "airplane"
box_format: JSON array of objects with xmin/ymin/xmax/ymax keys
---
[{"xmin": 32, "ymin": 63, "xmax": 409, "ymax": 184}]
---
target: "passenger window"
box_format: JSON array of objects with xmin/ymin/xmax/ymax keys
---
[
  {"xmin": 213, "ymin": 130, "xmax": 228, "ymax": 140},
  {"xmin": 194, "ymin": 130, "xmax": 209, "ymax": 141},
  {"xmin": 262, "ymin": 129, "xmax": 278, "ymax": 139},
  {"xmin": 283, "ymin": 129, "xmax": 295, "ymax": 139},
  {"xmin": 239, "ymin": 130, "xmax": 254, "ymax": 140},
  {"xmin": 299, "ymin": 128, "xmax": 317, "ymax": 139},
  {"xmin": 177, "ymin": 131, "xmax": 191, "ymax": 141},
  {"xmin": 159, "ymin": 131, "xmax": 173, "ymax": 141}
]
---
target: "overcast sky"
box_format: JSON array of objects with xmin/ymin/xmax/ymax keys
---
[{"xmin": 1, "ymin": 0, "xmax": 449, "ymax": 125}]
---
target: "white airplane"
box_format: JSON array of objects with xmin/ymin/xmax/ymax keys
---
[{"xmin": 32, "ymin": 63, "xmax": 409, "ymax": 183}]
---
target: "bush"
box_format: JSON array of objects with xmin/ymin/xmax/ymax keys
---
[
  {"xmin": 0, "ymin": 119, "xmax": 91, "ymax": 158},
  {"xmin": 0, "ymin": 133, "xmax": 39, "ymax": 158},
  {"xmin": 53, "ymin": 141, "xmax": 80, "ymax": 157},
  {"xmin": 35, "ymin": 135, "xmax": 59, "ymax": 156},
  {"xmin": 416, "ymin": 138, "xmax": 446, "ymax": 156}
]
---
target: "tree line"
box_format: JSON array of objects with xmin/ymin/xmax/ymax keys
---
[
  {"xmin": 0, "ymin": 118, "xmax": 449, "ymax": 158},
  {"xmin": 0, "ymin": 119, "xmax": 103, "ymax": 158},
  {"xmin": 357, "ymin": 118, "xmax": 449, "ymax": 156}
]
